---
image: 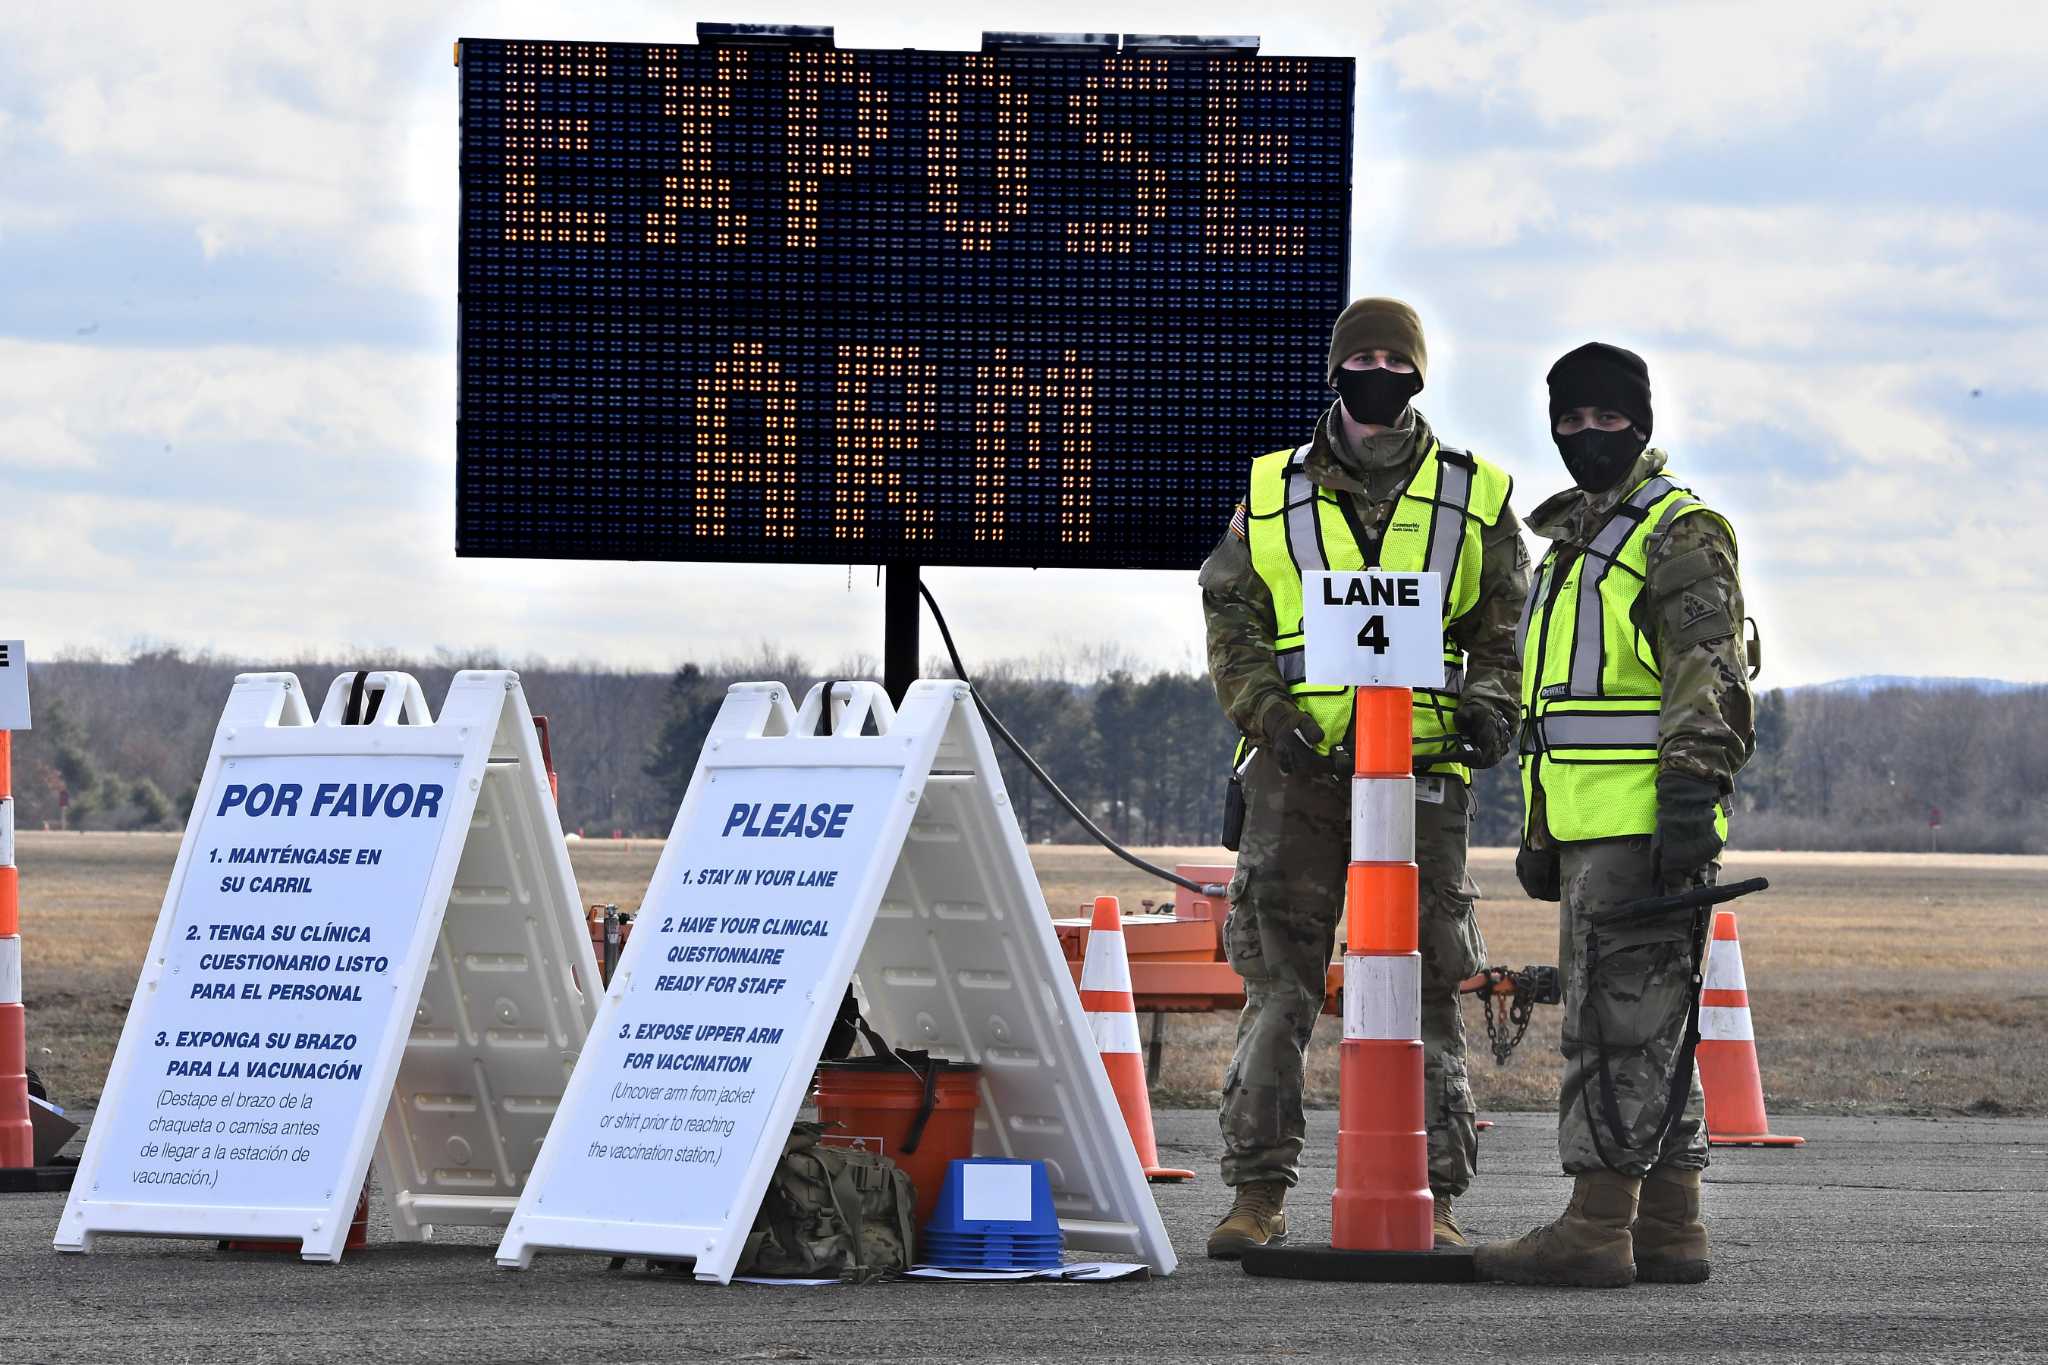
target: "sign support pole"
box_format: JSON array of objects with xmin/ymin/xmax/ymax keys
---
[{"xmin": 884, "ymin": 563, "xmax": 921, "ymax": 705}]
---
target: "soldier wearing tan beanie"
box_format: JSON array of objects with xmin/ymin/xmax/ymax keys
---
[{"xmin": 1199, "ymin": 298, "xmax": 1530, "ymax": 1257}]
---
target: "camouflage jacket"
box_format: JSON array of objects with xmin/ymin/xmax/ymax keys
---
[
  {"xmin": 1522, "ymin": 448, "xmax": 1756, "ymax": 817},
  {"xmin": 1199, "ymin": 403, "xmax": 1531, "ymax": 750}
]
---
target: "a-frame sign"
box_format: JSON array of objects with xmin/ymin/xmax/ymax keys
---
[
  {"xmin": 498, "ymin": 680, "xmax": 1177, "ymax": 1281},
  {"xmin": 57, "ymin": 670, "xmax": 598, "ymax": 1261}
]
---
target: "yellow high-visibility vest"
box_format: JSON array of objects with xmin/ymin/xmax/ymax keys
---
[
  {"xmin": 1516, "ymin": 471, "xmax": 1733, "ymax": 841},
  {"xmin": 1246, "ymin": 438, "xmax": 1513, "ymax": 780}
]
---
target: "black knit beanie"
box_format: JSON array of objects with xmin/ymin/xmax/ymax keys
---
[{"xmin": 1546, "ymin": 342, "xmax": 1653, "ymax": 438}]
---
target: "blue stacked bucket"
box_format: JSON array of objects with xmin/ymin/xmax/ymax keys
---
[{"xmin": 919, "ymin": 1158, "xmax": 1064, "ymax": 1270}]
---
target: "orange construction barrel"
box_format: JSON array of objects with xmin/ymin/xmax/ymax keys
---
[{"xmin": 813, "ymin": 1057, "xmax": 982, "ymax": 1230}]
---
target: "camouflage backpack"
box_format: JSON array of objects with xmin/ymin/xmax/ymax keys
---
[{"xmin": 736, "ymin": 1121, "xmax": 917, "ymax": 1282}]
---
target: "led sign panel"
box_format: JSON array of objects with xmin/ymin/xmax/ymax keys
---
[{"xmin": 457, "ymin": 36, "xmax": 1352, "ymax": 568}]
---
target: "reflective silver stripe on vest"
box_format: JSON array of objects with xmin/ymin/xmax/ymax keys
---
[
  {"xmin": 1568, "ymin": 477, "xmax": 1676, "ymax": 695},
  {"xmin": 1644, "ymin": 494, "xmax": 1701, "ymax": 557},
  {"xmin": 1416, "ymin": 664, "xmax": 1465, "ymax": 697},
  {"xmin": 1425, "ymin": 451, "xmax": 1472, "ymax": 610},
  {"xmin": 1515, "ymin": 555, "xmax": 1549, "ymax": 660},
  {"xmin": 1283, "ymin": 446, "xmax": 1327, "ymax": 574},
  {"xmin": 1539, "ymin": 713, "xmax": 1661, "ymax": 749}
]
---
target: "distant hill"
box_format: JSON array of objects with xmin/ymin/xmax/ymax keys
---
[{"xmin": 1794, "ymin": 675, "xmax": 2038, "ymax": 696}]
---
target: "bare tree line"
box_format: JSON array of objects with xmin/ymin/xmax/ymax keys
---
[{"xmin": 8, "ymin": 650, "xmax": 2044, "ymax": 854}]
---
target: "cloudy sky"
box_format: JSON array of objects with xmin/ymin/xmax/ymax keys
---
[{"xmin": 3, "ymin": 1, "xmax": 2043, "ymax": 685}]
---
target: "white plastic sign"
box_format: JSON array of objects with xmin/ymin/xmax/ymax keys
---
[
  {"xmin": 500, "ymin": 680, "xmax": 1177, "ymax": 1282},
  {"xmin": 58, "ymin": 670, "xmax": 597, "ymax": 1261},
  {"xmin": 1301, "ymin": 571, "xmax": 1443, "ymax": 687},
  {"xmin": 513, "ymin": 764, "xmax": 900, "ymax": 1213},
  {"xmin": 0, "ymin": 639, "xmax": 27, "ymax": 730},
  {"xmin": 84, "ymin": 753, "xmax": 452, "ymax": 1210}
]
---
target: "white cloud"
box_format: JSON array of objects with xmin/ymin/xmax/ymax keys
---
[
  {"xmin": 0, "ymin": 339, "xmax": 447, "ymax": 475},
  {"xmin": 1379, "ymin": 0, "xmax": 2048, "ymax": 167},
  {"xmin": 1400, "ymin": 151, "xmax": 1558, "ymax": 248}
]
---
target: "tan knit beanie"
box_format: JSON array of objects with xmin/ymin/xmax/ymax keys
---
[{"xmin": 1327, "ymin": 297, "xmax": 1427, "ymax": 385}]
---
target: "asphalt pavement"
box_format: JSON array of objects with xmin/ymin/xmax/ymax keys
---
[{"xmin": 5, "ymin": 1110, "xmax": 2043, "ymax": 1363}]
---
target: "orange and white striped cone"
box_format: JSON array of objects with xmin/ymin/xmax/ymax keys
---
[
  {"xmin": 0, "ymin": 731, "xmax": 33, "ymax": 1170},
  {"xmin": 1244, "ymin": 686, "xmax": 1469, "ymax": 1280},
  {"xmin": 1330, "ymin": 687, "xmax": 1432, "ymax": 1251},
  {"xmin": 1079, "ymin": 895, "xmax": 1193, "ymax": 1182},
  {"xmin": 1698, "ymin": 910, "xmax": 1803, "ymax": 1148}
]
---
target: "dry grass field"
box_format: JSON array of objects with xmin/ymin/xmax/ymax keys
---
[{"xmin": 14, "ymin": 832, "xmax": 2047, "ymax": 1119}]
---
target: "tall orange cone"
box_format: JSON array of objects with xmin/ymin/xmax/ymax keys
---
[
  {"xmin": 1329, "ymin": 686, "xmax": 1432, "ymax": 1251},
  {"xmin": 1697, "ymin": 910, "xmax": 1803, "ymax": 1147},
  {"xmin": 1243, "ymin": 683, "xmax": 1469, "ymax": 1280},
  {"xmin": 1079, "ymin": 895, "xmax": 1193, "ymax": 1182}
]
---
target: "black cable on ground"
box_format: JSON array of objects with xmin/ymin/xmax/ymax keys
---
[{"xmin": 916, "ymin": 581, "xmax": 1223, "ymax": 899}]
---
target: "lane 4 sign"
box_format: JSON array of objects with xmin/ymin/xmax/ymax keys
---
[{"xmin": 1300, "ymin": 572, "xmax": 1442, "ymax": 688}]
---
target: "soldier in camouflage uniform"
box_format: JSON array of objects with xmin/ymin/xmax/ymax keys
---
[
  {"xmin": 1475, "ymin": 342, "xmax": 1755, "ymax": 1289},
  {"xmin": 1200, "ymin": 299, "xmax": 1530, "ymax": 1257}
]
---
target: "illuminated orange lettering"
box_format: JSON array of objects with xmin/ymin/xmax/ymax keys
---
[
  {"xmin": 1203, "ymin": 60, "xmax": 1308, "ymax": 257},
  {"xmin": 927, "ymin": 59, "xmax": 1029, "ymax": 252},
  {"xmin": 973, "ymin": 349, "xmax": 1095, "ymax": 545},
  {"xmin": 834, "ymin": 345, "xmax": 937, "ymax": 540},
  {"xmin": 786, "ymin": 53, "xmax": 889, "ymax": 249},
  {"xmin": 696, "ymin": 342, "xmax": 799, "ymax": 538},
  {"xmin": 501, "ymin": 43, "xmax": 609, "ymax": 244},
  {"xmin": 1066, "ymin": 58, "xmax": 1168, "ymax": 254},
  {"xmin": 647, "ymin": 46, "xmax": 750, "ymax": 247}
]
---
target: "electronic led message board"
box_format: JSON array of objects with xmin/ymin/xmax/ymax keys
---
[{"xmin": 456, "ymin": 32, "xmax": 1352, "ymax": 569}]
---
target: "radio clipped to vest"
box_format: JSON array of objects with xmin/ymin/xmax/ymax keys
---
[{"xmin": 1221, "ymin": 764, "xmax": 1248, "ymax": 852}]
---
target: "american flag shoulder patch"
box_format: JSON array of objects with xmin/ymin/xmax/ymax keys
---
[{"xmin": 1229, "ymin": 502, "xmax": 1249, "ymax": 540}]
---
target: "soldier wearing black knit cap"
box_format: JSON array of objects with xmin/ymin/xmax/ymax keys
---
[{"xmin": 1473, "ymin": 343, "xmax": 1757, "ymax": 1289}]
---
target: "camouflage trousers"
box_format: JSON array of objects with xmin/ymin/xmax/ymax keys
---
[
  {"xmin": 1217, "ymin": 748, "xmax": 1486, "ymax": 1195},
  {"xmin": 1556, "ymin": 837, "xmax": 1710, "ymax": 1177}
]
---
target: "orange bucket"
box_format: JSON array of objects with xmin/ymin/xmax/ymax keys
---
[{"xmin": 813, "ymin": 1057, "xmax": 982, "ymax": 1229}]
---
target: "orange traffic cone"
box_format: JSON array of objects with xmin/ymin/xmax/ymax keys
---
[
  {"xmin": 1079, "ymin": 895, "xmax": 1193, "ymax": 1182},
  {"xmin": 1697, "ymin": 911, "xmax": 1804, "ymax": 1147}
]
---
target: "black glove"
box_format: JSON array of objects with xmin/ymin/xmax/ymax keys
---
[
  {"xmin": 1263, "ymin": 708, "xmax": 1327, "ymax": 780},
  {"xmin": 1655, "ymin": 770, "xmax": 1724, "ymax": 889},
  {"xmin": 1453, "ymin": 702, "xmax": 1513, "ymax": 770},
  {"xmin": 1515, "ymin": 844, "xmax": 1561, "ymax": 901}
]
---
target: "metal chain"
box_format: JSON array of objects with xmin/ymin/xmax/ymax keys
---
[{"xmin": 1480, "ymin": 970, "xmax": 1544, "ymax": 1067}]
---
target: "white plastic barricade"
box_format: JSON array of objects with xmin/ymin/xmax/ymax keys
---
[
  {"xmin": 497, "ymin": 679, "xmax": 1176, "ymax": 1282},
  {"xmin": 56, "ymin": 670, "xmax": 597, "ymax": 1261}
]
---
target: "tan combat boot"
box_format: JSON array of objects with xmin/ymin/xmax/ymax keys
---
[
  {"xmin": 1472, "ymin": 1169, "xmax": 1641, "ymax": 1288},
  {"xmin": 1634, "ymin": 1166, "xmax": 1710, "ymax": 1283},
  {"xmin": 1433, "ymin": 1193, "xmax": 1468, "ymax": 1248},
  {"xmin": 1206, "ymin": 1180, "xmax": 1288, "ymax": 1259}
]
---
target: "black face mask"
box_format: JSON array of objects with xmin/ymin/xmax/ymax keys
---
[
  {"xmin": 1335, "ymin": 367, "xmax": 1421, "ymax": 427},
  {"xmin": 1555, "ymin": 427, "xmax": 1646, "ymax": 492}
]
